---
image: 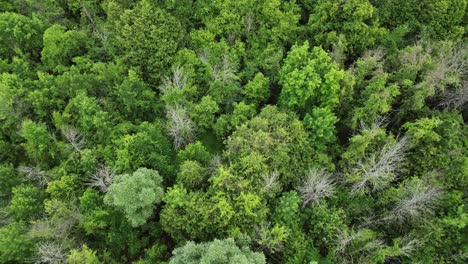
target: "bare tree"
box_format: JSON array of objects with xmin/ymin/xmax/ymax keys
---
[
  {"xmin": 363, "ymin": 48, "xmax": 386, "ymax": 63},
  {"xmin": 17, "ymin": 165, "xmax": 50, "ymax": 187},
  {"xmin": 399, "ymin": 43, "xmax": 432, "ymax": 69},
  {"xmin": 357, "ymin": 115, "xmax": 388, "ymax": 133},
  {"xmin": 351, "ymin": 136, "xmax": 409, "ymax": 193},
  {"xmin": 298, "ymin": 168, "xmax": 335, "ymax": 208},
  {"xmin": 439, "ymin": 79, "xmax": 468, "ymax": 110},
  {"xmin": 198, "ymin": 49, "xmax": 210, "ymax": 64},
  {"xmin": 166, "ymin": 105, "xmax": 196, "ymax": 150},
  {"xmin": 390, "ymin": 180, "xmax": 442, "ymax": 224},
  {"xmin": 36, "ymin": 241, "xmax": 66, "ymax": 264},
  {"xmin": 243, "ymin": 12, "xmax": 256, "ymax": 35},
  {"xmin": 207, "ymin": 154, "xmax": 222, "ymax": 175},
  {"xmin": 263, "ymin": 170, "xmax": 280, "ymax": 194},
  {"xmin": 335, "ymin": 229, "xmax": 384, "ymax": 264},
  {"xmin": 81, "ymin": 6, "xmax": 108, "ymax": 42},
  {"xmin": 31, "ymin": 200, "xmax": 81, "ymax": 241},
  {"xmin": 329, "ymin": 35, "xmax": 347, "ymax": 65},
  {"xmin": 87, "ymin": 165, "xmax": 114, "ymax": 193},
  {"xmin": 211, "ymin": 54, "xmax": 238, "ymax": 85},
  {"xmin": 159, "ymin": 66, "xmax": 189, "ymax": 94},
  {"xmin": 418, "ymin": 42, "xmax": 467, "ymax": 96},
  {"xmin": 394, "ymin": 237, "xmax": 420, "ymax": 258},
  {"xmin": 30, "ymin": 219, "xmax": 54, "ymax": 239},
  {"xmin": 0, "ymin": 206, "xmax": 9, "ymax": 226},
  {"xmin": 61, "ymin": 126, "xmax": 86, "ymax": 152}
]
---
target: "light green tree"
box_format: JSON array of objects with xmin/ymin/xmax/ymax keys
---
[
  {"xmin": 68, "ymin": 245, "xmax": 102, "ymax": 264},
  {"xmin": 104, "ymin": 168, "xmax": 164, "ymax": 227},
  {"xmin": 169, "ymin": 238, "xmax": 265, "ymax": 264}
]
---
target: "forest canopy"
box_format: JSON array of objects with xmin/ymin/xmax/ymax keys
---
[{"xmin": 0, "ymin": 0, "xmax": 467, "ymax": 263}]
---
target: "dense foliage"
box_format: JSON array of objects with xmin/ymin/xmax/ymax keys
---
[{"xmin": 0, "ymin": 0, "xmax": 466, "ymax": 263}]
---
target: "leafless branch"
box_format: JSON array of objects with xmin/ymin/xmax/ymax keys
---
[
  {"xmin": 17, "ymin": 165, "xmax": 50, "ymax": 187},
  {"xmin": 397, "ymin": 237, "xmax": 420, "ymax": 258},
  {"xmin": 391, "ymin": 180, "xmax": 442, "ymax": 224},
  {"xmin": 36, "ymin": 241, "xmax": 66, "ymax": 264},
  {"xmin": 263, "ymin": 170, "xmax": 280, "ymax": 194},
  {"xmin": 166, "ymin": 105, "xmax": 196, "ymax": 150},
  {"xmin": 417, "ymin": 42, "xmax": 468, "ymax": 95},
  {"xmin": 207, "ymin": 154, "xmax": 222, "ymax": 175},
  {"xmin": 243, "ymin": 12, "xmax": 256, "ymax": 34},
  {"xmin": 358, "ymin": 115, "xmax": 388, "ymax": 133},
  {"xmin": 335, "ymin": 229, "xmax": 384, "ymax": 264},
  {"xmin": 298, "ymin": 168, "xmax": 335, "ymax": 208},
  {"xmin": 211, "ymin": 54, "xmax": 238, "ymax": 85},
  {"xmin": 363, "ymin": 48, "xmax": 386, "ymax": 63},
  {"xmin": 198, "ymin": 49, "xmax": 210, "ymax": 64},
  {"xmin": 87, "ymin": 164, "xmax": 114, "ymax": 193},
  {"xmin": 82, "ymin": 6, "xmax": 108, "ymax": 42},
  {"xmin": 159, "ymin": 66, "xmax": 189, "ymax": 94},
  {"xmin": 62, "ymin": 126, "xmax": 86, "ymax": 152},
  {"xmin": 439, "ymin": 79, "xmax": 468, "ymax": 110},
  {"xmin": 351, "ymin": 136, "xmax": 409, "ymax": 193}
]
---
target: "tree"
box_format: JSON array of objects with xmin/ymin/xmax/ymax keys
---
[
  {"xmin": 20, "ymin": 120, "xmax": 57, "ymax": 166},
  {"xmin": 196, "ymin": 0, "xmax": 301, "ymax": 79},
  {"xmin": 176, "ymin": 141, "xmax": 212, "ymax": 166},
  {"xmin": 190, "ymin": 95, "xmax": 219, "ymax": 132},
  {"xmin": 68, "ymin": 245, "xmax": 102, "ymax": 264},
  {"xmin": 279, "ymin": 41, "xmax": 344, "ymax": 114},
  {"xmin": 177, "ymin": 160, "xmax": 208, "ymax": 190},
  {"xmin": 112, "ymin": 121, "xmax": 174, "ymax": 177},
  {"xmin": 7, "ymin": 184, "xmax": 45, "ymax": 221},
  {"xmin": 242, "ymin": 72, "xmax": 270, "ymax": 105},
  {"xmin": 112, "ymin": 69, "xmax": 157, "ymax": 121},
  {"xmin": 169, "ymin": 238, "xmax": 265, "ymax": 264},
  {"xmin": 112, "ymin": 0, "xmax": 184, "ymax": 82},
  {"xmin": 225, "ymin": 106, "xmax": 315, "ymax": 187},
  {"xmin": 41, "ymin": 24, "xmax": 88, "ymax": 70},
  {"xmin": 307, "ymin": 0, "xmax": 386, "ymax": 57},
  {"xmin": 347, "ymin": 50, "xmax": 400, "ymax": 128},
  {"xmin": 104, "ymin": 168, "xmax": 164, "ymax": 227},
  {"xmin": 0, "ymin": 12, "xmax": 43, "ymax": 59},
  {"xmin": 161, "ymin": 166, "xmax": 268, "ymax": 242},
  {"xmin": 0, "ymin": 163, "xmax": 19, "ymax": 198},
  {"xmin": 56, "ymin": 92, "xmax": 112, "ymax": 143},
  {"xmin": 0, "ymin": 222, "xmax": 36, "ymax": 263},
  {"xmin": 375, "ymin": 0, "xmax": 467, "ymax": 40},
  {"xmin": 303, "ymin": 107, "xmax": 338, "ymax": 152}
]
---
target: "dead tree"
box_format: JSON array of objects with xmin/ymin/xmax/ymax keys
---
[
  {"xmin": 17, "ymin": 165, "xmax": 50, "ymax": 187},
  {"xmin": 159, "ymin": 66, "xmax": 189, "ymax": 94},
  {"xmin": 391, "ymin": 180, "xmax": 442, "ymax": 224},
  {"xmin": 166, "ymin": 105, "xmax": 196, "ymax": 150},
  {"xmin": 298, "ymin": 168, "xmax": 335, "ymax": 208},
  {"xmin": 87, "ymin": 165, "xmax": 114, "ymax": 193},
  {"xmin": 351, "ymin": 136, "xmax": 409, "ymax": 193},
  {"xmin": 36, "ymin": 241, "xmax": 66, "ymax": 264},
  {"xmin": 61, "ymin": 126, "xmax": 86, "ymax": 152}
]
